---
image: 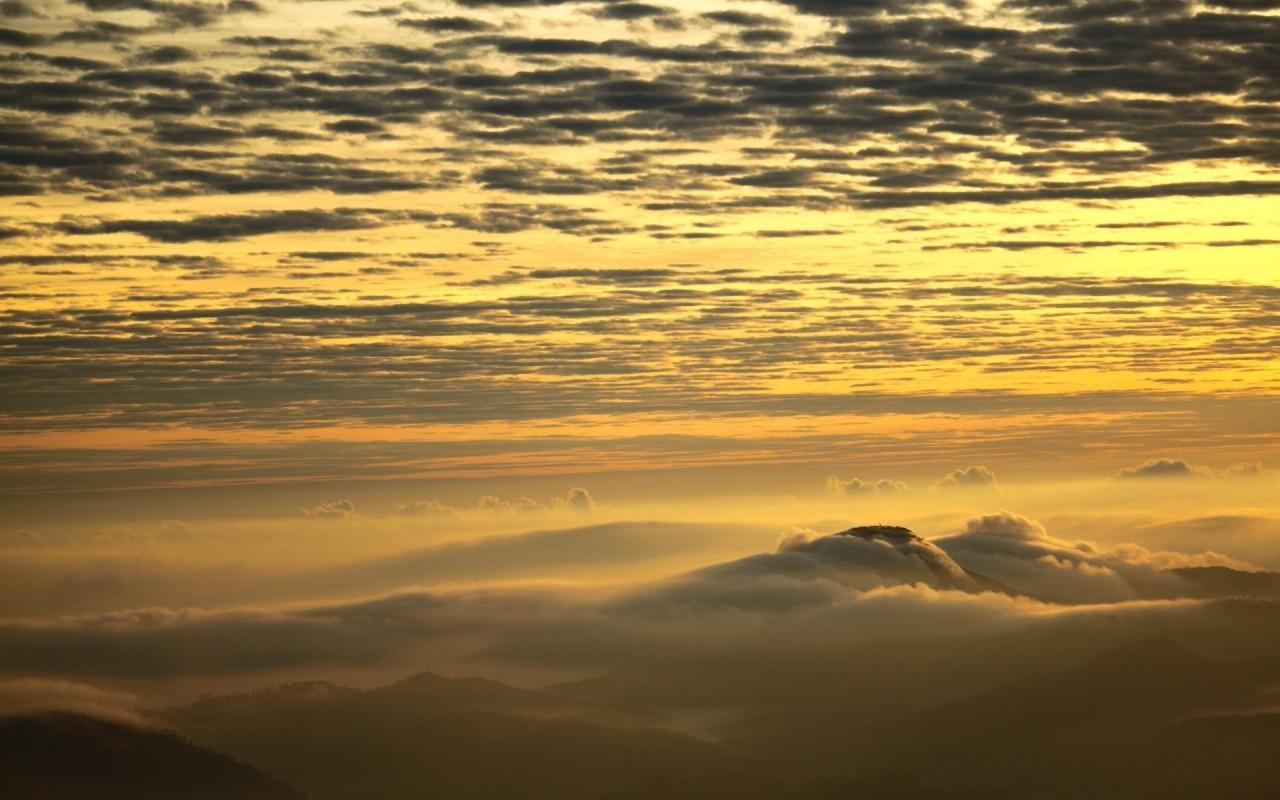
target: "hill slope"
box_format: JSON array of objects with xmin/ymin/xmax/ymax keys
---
[{"xmin": 0, "ymin": 712, "xmax": 306, "ymax": 800}]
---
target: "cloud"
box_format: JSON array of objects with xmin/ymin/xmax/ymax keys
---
[
  {"xmin": 1114, "ymin": 458, "xmax": 1272, "ymax": 480},
  {"xmin": 318, "ymin": 520, "xmax": 767, "ymax": 601},
  {"xmin": 0, "ymin": 0, "xmax": 40, "ymax": 18},
  {"xmin": 825, "ymin": 475, "xmax": 909, "ymax": 495},
  {"xmin": 478, "ymin": 495, "xmax": 543, "ymax": 513},
  {"xmin": 775, "ymin": 526, "xmax": 819, "ymax": 551},
  {"xmin": 303, "ymin": 500, "xmax": 356, "ymax": 519},
  {"xmin": 937, "ymin": 512, "xmax": 1254, "ymax": 605},
  {"xmin": 416, "ymin": 204, "xmax": 636, "ymax": 237},
  {"xmin": 477, "ymin": 489, "xmax": 596, "ymax": 514},
  {"xmin": 559, "ymin": 487, "xmax": 595, "ymax": 512},
  {"xmin": 777, "ymin": 0, "xmax": 934, "ymax": 16},
  {"xmin": 0, "ymin": 589, "xmax": 562, "ymax": 680},
  {"xmin": 0, "ymin": 514, "xmax": 1277, "ymax": 691},
  {"xmin": 69, "ymin": 0, "xmax": 262, "ymax": 31},
  {"xmin": 1115, "ymin": 458, "xmax": 1203, "ymax": 479},
  {"xmin": 587, "ymin": 2, "xmax": 677, "ymax": 21},
  {"xmin": 935, "ymin": 466, "xmax": 998, "ymax": 490},
  {"xmin": 4, "ymin": 0, "xmax": 1280, "ymax": 220},
  {"xmin": 963, "ymin": 511, "xmax": 1046, "ymax": 540},
  {"xmin": 56, "ymin": 209, "xmax": 388, "ymax": 243},
  {"xmin": 131, "ymin": 44, "xmax": 198, "ymax": 64},
  {"xmin": 1224, "ymin": 462, "xmax": 1270, "ymax": 478},
  {"xmin": 397, "ymin": 16, "xmax": 495, "ymax": 33},
  {"xmin": 0, "ymin": 679, "xmax": 151, "ymax": 726},
  {"xmin": 394, "ymin": 500, "xmax": 456, "ymax": 517},
  {"xmin": 3, "ymin": 263, "xmax": 1279, "ymax": 487}
]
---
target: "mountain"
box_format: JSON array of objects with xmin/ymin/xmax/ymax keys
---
[
  {"xmin": 0, "ymin": 712, "xmax": 306, "ymax": 800},
  {"xmin": 1156, "ymin": 712, "xmax": 1280, "ymax": 799},
  {"xmin": 831, "ymin": 525, "xmax": 1017, "ymax": 594},
  {"xmin": 913, "ymin": 638, "xmax": 1261, "ymax": 729},
  {"xmin": 138, "ymin": 637, "xmax": 1280, "ymax": 800},
  {"xmin": 169, "ymin": 671, "xmax": 779, "ymax": 800},
  {"xmin": 830, "ymin": 639, "xmax": 1280, "ymax": 799},
  {"xmin": 1168, "ymin": 566, "xmax": 1280, "ymax": 599}
]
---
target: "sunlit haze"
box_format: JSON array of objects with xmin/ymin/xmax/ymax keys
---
[{"xmin": 2, "ymin": 0, "xmax": 1279, "ymax": 797}]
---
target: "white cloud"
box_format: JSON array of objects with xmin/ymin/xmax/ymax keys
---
[
  {"xmin": 935, "ymin": 465, "xmax": 998, "ymax": 490},
  {"xmin": 303, "ymin": 500, "xmax": 357, "ymax": 519},
  {"xmin": 825, "ymin": 475, "xmax": 909, "ymax": 496}
]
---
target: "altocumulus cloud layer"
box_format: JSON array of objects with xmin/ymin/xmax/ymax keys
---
[
  {"xmin": 1, "ymin": 0, "xmax": 1279, "ymax": 501},
  {"xmin": 2, "ymin": 0, "xmax": 1280, "ymax": 207},
  {"xmin": 2, "ymin": 272, "xmax": 1279, "ymax": 498}
]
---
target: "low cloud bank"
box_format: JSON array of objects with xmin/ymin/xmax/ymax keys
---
[
  {"xmin": 0, "ymin": 679, "xmax": 151, "ymax": 727},
  {"xmin": 1, "ymin": 512, "xmax": 1277, "ymax": 693}
]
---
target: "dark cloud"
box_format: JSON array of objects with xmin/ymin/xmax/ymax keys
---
[
  {"xmin": 1113, "ymin": 458, "xmax": 1271, "ymax": 480},
  {"xmin": 56, "ymin": 208, "xmax": 388, "ymax": 242},
  {"xmin": 223, "ymin": 34, "xmax": 310, "ymax": 46},
  {"xmin": 737, "ymin": 28, "xmax": 791, "ymax": 45},
  {"xmin": 754, "ymin": 228, "xmax": 842, "ymax": 237},
  {"xmin": 701, "ymin": 10, "xmax": 780, "ymax": 27},
  {"xmin": 1115, "ymin": 458, "xmax": 1203, "ymax": 479},
  {"xmin": 324, "ymin": 119, "xmax": 386, "ymax": 134},
  {"xmin": 69, "ymin": 0, "xmax": 262, "ymax": 30},
  {"xmin": 588, "ymin": 2, "xmax": 677, "ymax": 21},
  {"xmin": 849, "ymin": 181, "xmax": 1280, "ymax": 210},
  {"xmin": 0, "ymin": 0, "xmax": 1275, "ymax": 214},
  {"xmin": 415, "ymin": 202, "xmax": 638, "ymax": 237},
  {"xmin": 397, "ymin": 16, "xmax": 495, "ymax": 33},
  {"xmin": 0, "ymin": 24, "xmax": 40, "ymax": 44},
  {"xmin": 778, "ymin": 0, "xmax": 937, "ymax": 16},
  {"xmin": 0, "ymin": 0, "xmax": 40, "ymax": 17},
  {"xmin": 132, "ymin": 45, "xmax": 198, "ymax": 64}
]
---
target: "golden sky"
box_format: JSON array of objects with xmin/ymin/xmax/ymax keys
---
[
  {"xmin": 6, "ymin": 10, "xmax": 1280, "ymax": 796},
  {"xmin": 1, "ymin": 0, "xmax": 1278, "ymax": 516}
]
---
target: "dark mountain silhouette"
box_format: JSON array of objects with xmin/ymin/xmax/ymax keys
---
[
  {"xmin": 111, "ymin": 635, "xmax": 1280, "ymax": 800},
  {"xmin": 169, "ymin": 670, "xmax": 780, "ymax": 800},
  {"xmin": 1155, "ymin": 712, "xmax": 1280, "ymax": 799},
  {"xmin": 821, "ymin": 639, "xmax": 1280, "ymax": 799},
  {"xmin": 0, "ymin": 712, "xmax": 306, "ymax": 800},
  {"xmin": 913, "ymin": 638, "xmax": 1268, "ymax": 730},
  {"xmin": 1168, "ymin": 566, "xmax": 1280, "ymax": 599}
]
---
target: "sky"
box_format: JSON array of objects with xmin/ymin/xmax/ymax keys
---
[
  {"xmin": 2, "ymin": 4, "xmax": 1280, "ymax": 790},
  {"xmin": 2, "ymin": 0, "xmax": 1279, "ymax": 511}
]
